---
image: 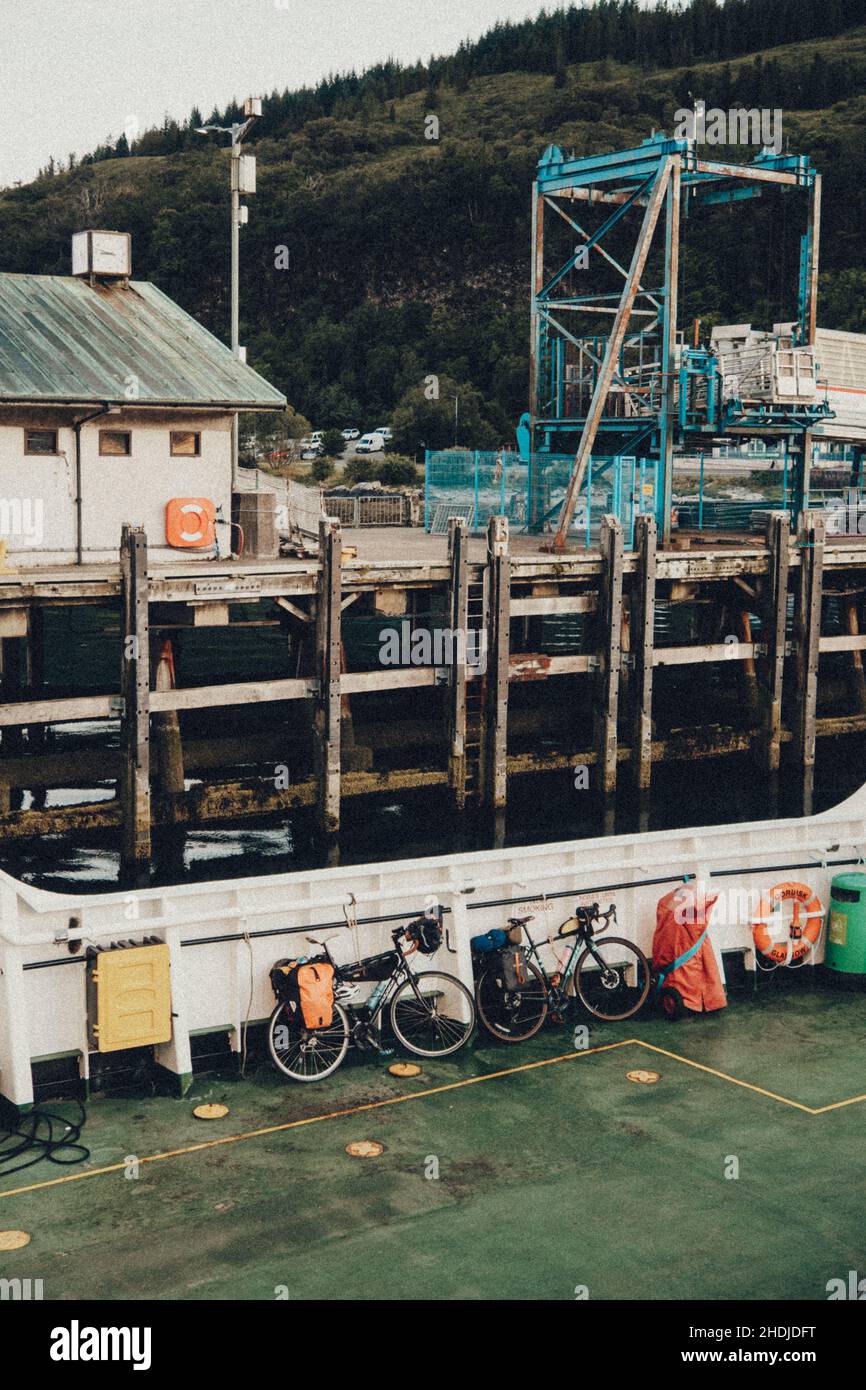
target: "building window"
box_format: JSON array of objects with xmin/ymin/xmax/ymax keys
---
[
  {"xmin": 99, "ymin": 430, "xmax": 131, "ymax": 456},
  {"xmin": 170, "ymin": 431, "xmax": 201, "ymax": 457},
  {"xmin": 25, "ymin": 429, "xmax": 58, "ymax": 455}
]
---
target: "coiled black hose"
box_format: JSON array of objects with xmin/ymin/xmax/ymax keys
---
[{"xmin": 0, "ymin": 1101, "xmax": 89, "ymax": 1178}]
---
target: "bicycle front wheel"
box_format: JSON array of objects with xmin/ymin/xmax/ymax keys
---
[
  {"xmin": 390, "ymin": 971, "xmax": 476, "ymax": 1057},
  {"xmin": 476, "ymin": 959, "xmax": 548, "ymax": 1042},
  {"xmin": 574, "ymin": 936, "xmax": 650, "ymax": 1022},
  {"xmin": 267, "ymin": 1001, "xmax": 350, "ymax": 1082}
]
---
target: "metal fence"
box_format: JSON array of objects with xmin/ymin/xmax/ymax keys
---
[{"xmin": 424, "ymin": 449, "xmax": 658, "ymax": 547}]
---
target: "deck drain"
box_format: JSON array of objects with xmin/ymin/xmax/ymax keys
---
[
  {"xmin": 0, "ymin": 1230, "xmax": 31, "ymax": 1251},
  {"xmin": 388, "ymin": 1062, "xmax": 422, "ymax": 1078},
  {"xmin": 345, "ymin": 1140, "xmax": 386, "ymax": 1159},
  {"xmin": 193, "ymin": 1103, "xmax": 230, "ymax": 1120},
  {"xmin": 627, "ymin": 1069, "xmax": 660, "ymax": 1085}
]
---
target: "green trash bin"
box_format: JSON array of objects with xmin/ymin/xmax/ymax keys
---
[{"xmin": 825, "ymin": 873, "xmax": 866, "ymax": 982}]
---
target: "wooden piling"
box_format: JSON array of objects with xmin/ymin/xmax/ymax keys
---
[
  {"xmin": 792, "ymin": 509, "xmax": 825, "ymax": 810},
  {"xmin": 594, "ymin": 514, "xmax": 624, "ymax": 797},
  {"xmin": 447, "ymin": 516, "xmax": 469, "ymax": 809},
  {"xmin": 481, "ymin": 515, "xmax": 509, "ymax": 810},
  {"xmin": 760, "ymin": 512, "xmax": 790, "ymax": 773},
  {"xmin": 119, "ymin": 523, "xmax": 151, "ymax": 872},
  {"xmin": 630, "ymin": 513, "xmax": 657, "ymax": 792},
  {"xmin": 314, "ymin": 516, "xmax": 343, "ymax": 838},
  {"xmin": 153, "ymin": 637, "xmax": 184, "ymax": 810},
  {"xmin": 844, "ymin": 594, "xmax": 866, "ymax": 713}
]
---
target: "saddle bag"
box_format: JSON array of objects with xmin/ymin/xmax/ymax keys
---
[
  {"xmin": 471, "ymin": 928, "xmax": 508, "ymax": 955},
  {"xmin": 270, "ymin": 957, "xmax": 335, "ymax": 1029}
]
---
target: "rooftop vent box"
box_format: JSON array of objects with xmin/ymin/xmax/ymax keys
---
[{"xmin": 72, "ymin": 230, "xmax": 132, "ymax": 279}]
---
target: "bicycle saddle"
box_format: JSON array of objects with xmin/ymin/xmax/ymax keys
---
[{"xmin": 508, "ymin": 914, "xmax": 534, "ymax": 927}]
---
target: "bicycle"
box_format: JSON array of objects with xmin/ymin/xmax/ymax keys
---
[
  {"xmin": 267, "ymin": 913, "xmax": 476, "ymax": 1082},
  {"xmin": 474, "ymin": 902, "xmax": 651, "ymax": 1043}
]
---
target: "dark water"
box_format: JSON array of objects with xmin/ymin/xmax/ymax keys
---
[
  {"xmin": 1, "ymin": 743, "xmax": 861, "ymax": 895},
  {"xmin": 3, "ymin": 604, "xmax": 863, "ymax": 893}
]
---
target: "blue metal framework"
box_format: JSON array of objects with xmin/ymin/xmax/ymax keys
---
[{"xmin": 529, "ymin": 133, "xmax": 828, "ymax": 546}]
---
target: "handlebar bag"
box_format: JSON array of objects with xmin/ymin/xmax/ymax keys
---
[{"xmin": 406, "ymin": 915, "xmax": 442, "ymax": 955}]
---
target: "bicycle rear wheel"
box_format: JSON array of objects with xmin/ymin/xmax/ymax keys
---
[
  {"xmin": 574, "ymin": 936, "xmax": 650, "ymax": 1022},
  {"xmin": 390, "ymin": 971, "xmax": 475, "ymax": 1057},
  {"xmin": 267, "ymin": 1001, "xmax": 350, "ymax": 1081},
  {"xmin": 475, "ymin": 959, "xmax": 548, "ymax": 1042}
]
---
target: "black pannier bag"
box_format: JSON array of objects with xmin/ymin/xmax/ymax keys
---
[
  {"xmin": 340, "ymin": 950, "xmax": 399, "ymax": 982},
  {"xmin": 498, "ymin": 945, "xmax": 529, "ymax": 990},
  {"xmin": 406, "ymin": 913, "xmax": 443, "ymax": 955}
]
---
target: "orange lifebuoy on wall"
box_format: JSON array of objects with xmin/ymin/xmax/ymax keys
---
[
  {"xmin": 165, "ymin": 497, "xmax": 216, "ymax": 549},
  {"xmin": 752, "ymin": 882, "xmax": 823, "ymax": 965}
]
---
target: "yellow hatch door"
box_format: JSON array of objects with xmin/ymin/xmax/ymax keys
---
[{"xmin": 93, "ymin": 944, "xmax": 172, "ymax": 1053}]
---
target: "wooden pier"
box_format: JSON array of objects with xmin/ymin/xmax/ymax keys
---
[{"xmin": 1, "ymin": 511, "xmax": 866, "ymax": 870}]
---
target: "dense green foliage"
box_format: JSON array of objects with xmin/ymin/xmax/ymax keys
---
[{"xmin": 4, "ymin": 1, "xmax": 866, "ymax": 447}]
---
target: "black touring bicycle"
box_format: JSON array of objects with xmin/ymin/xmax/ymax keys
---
[{"xmin": 267, "ymin": 908, "xmax": 476, "ymax": 1082}]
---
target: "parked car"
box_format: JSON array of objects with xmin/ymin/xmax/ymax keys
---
[
  {"xmin": 373, "ymin": 426, "xmax": 393, "ymax": 442},
  {"xmin": 301, "ymin": 445, "xmax": 324, "ymax": 460},
  {"xmin": 341, "ymin": 427, "xmax": 360, "ymax": 440},
  {"xmin": 300, "ymin": 431, "xmax": 324, "ymax": 450},
  {"xmin": 356, "ymin": 432, "xmax": 386, "ymax": 454}
]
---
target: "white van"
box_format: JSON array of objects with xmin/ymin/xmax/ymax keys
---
[{"xmin": 356, "ymin": 432, "xmax": 385, "ymax": 454}]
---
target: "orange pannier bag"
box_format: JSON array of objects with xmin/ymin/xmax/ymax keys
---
[
  {"xmin": 296, "ymin": 962, "xmax": 334, "ymax": 1029},
  {"xmin": 271, "ymin": 959, "xmax": 335, "ymax": 1030}
]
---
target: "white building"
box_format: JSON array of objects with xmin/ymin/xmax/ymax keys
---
[{"xmin": 0, "ymin": 232, "xmax": 286, "ymax": 566}]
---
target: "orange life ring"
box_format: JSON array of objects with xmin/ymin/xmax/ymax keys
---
[
  {"xmin": 165, "ymin": 497, "xmax": 216, "ymax": 548},
  {"xmin": 752, "ymin": 882, "xmax": 823, "ymax": 964}
]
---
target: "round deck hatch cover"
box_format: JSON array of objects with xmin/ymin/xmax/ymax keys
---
[
  {"xmin": 626, "ymin": 1069, "xmax": 660, "ymax": 1084},
  {"xmin": 388, "ymin": 1062, "xmax": 422, "ymax": 1078},
  {"xmin": 345, "ymin": 1140, "xmax": 385, "ymax": 1158},
  {"xmin": 0, "ymin": 1230, "xmax": 31, "ymax": 1251},
  {"xmin": 193, "ymin": 1103, "xmax": 230, "ymax": 1120}
]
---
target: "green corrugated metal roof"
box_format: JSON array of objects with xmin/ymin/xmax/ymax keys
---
[{"xmin": 0, "ymin": 273, "xmax": 286, "ymax": 409}]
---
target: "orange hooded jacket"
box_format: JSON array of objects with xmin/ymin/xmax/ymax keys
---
[{"xmin": 652, "ymin": 882, "xmax": 727, "ymax": 1013}]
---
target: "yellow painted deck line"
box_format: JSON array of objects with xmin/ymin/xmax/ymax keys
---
[
  {"xmin": 2, "ymin": 1035, "xmax": 864, "ymax": 1203},
  {"xmin": 0, "ymin": 1039, "xmax": 631, "ymax": 1201},
  {"xmin": 635, "ymin": 1040, "xmax": 819, "ymax": 1113}
]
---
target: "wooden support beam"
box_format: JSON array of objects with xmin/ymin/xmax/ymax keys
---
[
  {"xmin": 481, "ymin": 516, "xmax": 509, "ymax": 810},
  {"xmin": 509, "ymin": 593, "xmax": 597, "ymax": 617},
  {"xmin": 119, "ymin": 523, "xmax": 151, "ymax": 873},
  {"xmin": 314, "ymin": 516, "xmax": 342, "ymax": 838},
  {"xmin": 760, "ymin": 512, "xmax": 790, "ymax": 773},
  {"xmin": 792, "ymin": 510, "xmax": 825, "ymax": 810},
  {"xmin": 447, "ymin": 517, "xmax": 469, "ymax": 809},
  {"xmin": 594, "ymin": 514, "xmax": 624, "ymax": 796},
  {"xmin": 631, "ymin": 513, "xmax": 656, "ymax": 791}
]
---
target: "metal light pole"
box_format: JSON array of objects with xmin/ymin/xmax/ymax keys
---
[{"xmin": 195, "ymin": 97, "xmax": 261, "ymax": 489}]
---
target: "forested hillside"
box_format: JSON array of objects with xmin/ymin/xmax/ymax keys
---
[{"xmin": 3, "ymin": 0, "xmax": 866, "ymax": 444}]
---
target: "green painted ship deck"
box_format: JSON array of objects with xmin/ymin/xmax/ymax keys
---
[{"xmin": 3, "ymin": 978, "xmax": 864, "ymax": 1301}]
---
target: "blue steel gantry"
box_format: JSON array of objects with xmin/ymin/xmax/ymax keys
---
[{"xmin": 529, "ymin": 133, "xmax": 830, "ymax": 548}]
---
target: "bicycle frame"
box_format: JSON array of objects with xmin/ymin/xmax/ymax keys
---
[
  {"xmin": 523, "ymin": 905, "xmax": 619, "ymax": 992},
  {"xmin": 321, "ymin": 935, "xmax": 435, "ymax": 1045}
]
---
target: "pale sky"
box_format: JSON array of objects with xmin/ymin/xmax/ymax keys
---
[{"xmin": 0, "ymin": 0, "xmax": 569, "ymax": 188}]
